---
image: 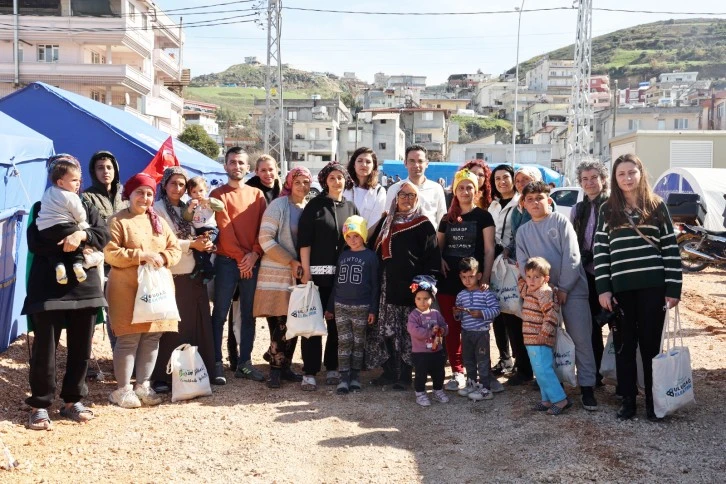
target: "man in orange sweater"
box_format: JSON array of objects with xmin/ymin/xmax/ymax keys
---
[{"xmin": 209, "ymin": 147, "xmax": 267, "ymax": 385}]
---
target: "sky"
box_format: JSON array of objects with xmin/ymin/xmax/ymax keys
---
[{"xmin": 154, "ymin": 0, "xmax": 726, "ymax": 85}]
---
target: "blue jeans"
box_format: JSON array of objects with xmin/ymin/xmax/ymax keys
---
[
  {"xmin": 526, "ymin": 345, "xmax": 566, "ymax": 404},
  {"xmin": 211, "ymin": 255, "xmax": 259, "ymax": 365}
]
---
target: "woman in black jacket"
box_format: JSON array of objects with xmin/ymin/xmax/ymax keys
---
[
  {"xmin": 23, "ymin": 154, "xmax": 110, "ymax": 430},
  {"xmin": 366, "ymin": 180, "xmax": 440, "ymax": 389},
  {"xmin": 298, "ymin": 162, "xmax": 358, "ymax": 390}
]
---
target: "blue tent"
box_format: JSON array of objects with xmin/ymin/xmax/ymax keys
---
[
  {"xmin": 0, "ymin": 112, "xmax": 55, "ymax": 352},
  {"xmin": 0, "ymin": 82, "xmax": 226, "ymax": 188},
  {"xmin": 381, "ymin": 160, "xmax": 563, "ymax": 187}
]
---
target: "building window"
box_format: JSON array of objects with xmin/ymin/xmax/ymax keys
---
[
  {"xmin": 422, "ymin": 112, "xmax": 434, "ymax": 121},
  {"xmin": 90, "ymin": 91, "xmax": 106, "ymax": 103},
  {"xmin": 414, "ymin": 133, "xmax": 432, "ymax": 143},
  {"xmin": 90, "ymin": 51, "xmax": 106, "ymax": 64},
  {"xmin": 475, "ymin": 152, "xmax": 484, "ymax": 160},
  {"xmin": 379, "ymin": 119, "xmax": 387, "ymax": 124},
  {"xmin": 128, "ymin": 2, "xmax": 136, "ymax": 21},
  {"xmin": 628, "ymin": 119, "xmax": 640, "ymax": 131},
  {"xmin": 674, "ymin": 118, "xmax": 688, "ymax": 129},
  {"xmin": 142, "ymin": 14, "xmax": 148, "ymax": 30},
  {"xmin": 325, "ymin": 128, "xmax": 333, "ymax": 139},
  {"xmin": 287, "ymin": 110, "xmax": 297, "ymax": 121},
  {"xmin": 657, "ymin": 119, "xmax": 666, "ymax": 130},
  {"xmin": 37, "ymin": 44, "xmax": 59, "ymax": 63},
  {"xmin": 379, "ymin": 142, "xmax": 386, "ymax": 150}
]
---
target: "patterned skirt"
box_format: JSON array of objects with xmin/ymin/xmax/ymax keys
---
[{"xmin": 365, "ymin": 277, "xmax": 414, "ymax": 369}]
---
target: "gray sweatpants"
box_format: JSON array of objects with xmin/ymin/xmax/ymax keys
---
[
  {"xmin": 462, "ymin": 329, "xmax": 491, "ymax": 389},
  {"xmin": 561, "ymin": 296, "xmax": 597, "ymax": 387},
  {"xmin": 113, "ymin": 332, "xmax": 163, "ymax": 388}
]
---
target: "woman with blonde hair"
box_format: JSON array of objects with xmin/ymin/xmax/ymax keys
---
[{"xmin": 594, "ymin": 154, "xmax": 682, "ymax": 421}]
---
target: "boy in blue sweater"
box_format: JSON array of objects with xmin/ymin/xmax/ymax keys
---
[
  {"xmin": 454, "ymin": 257, "xmax": 502, "ymax": 401},
  {"xmin": 326, "ymin": 216, "xmax": 379, "ymax": 394}
]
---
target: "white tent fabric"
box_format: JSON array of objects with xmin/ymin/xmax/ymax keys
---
[{"xmin": 653, "ymin": 167, "xmax": 726, "ymax": 231}]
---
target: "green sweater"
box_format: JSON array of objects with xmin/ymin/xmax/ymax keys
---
[{"xmin": 594, "ymin": 201, "xmax": 682, "ymax": 299}]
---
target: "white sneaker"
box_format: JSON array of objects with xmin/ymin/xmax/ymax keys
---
[
  {"xmin": 458, "ymin": 378, "xmax": 477, "ymax": 397},
  {"xmin": 468, "ymin": 384, "xmax": 493, "ymax": 401},
  {"xmin": 445, "ymin": 372, "xmax": 466, "ymax": 391},
  {"xmin": 134, "ymin": 382, "xmax": 163, "ymax": 406},
  {"xmin": 432, "ymin": 389, "xmax": 450, "ymax": 403},
  {"xmin": 415, "ymin": 392, "xmax": 431, "ymax": 407},
  {"xmin": 490, "ymin": 377, "xmax": 505, "ymax": 393},
  {"xmin": 72, "ymin": 263, "xmax": 87, "ymax": 283},
  {"xmin": 109, "ymin": 384, "xmax": 141, "ymax": 409}
]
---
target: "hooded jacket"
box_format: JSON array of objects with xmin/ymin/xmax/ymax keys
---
[{"xmin": 81, "ymin": 151, "xmax": 126, "ymax": 222}]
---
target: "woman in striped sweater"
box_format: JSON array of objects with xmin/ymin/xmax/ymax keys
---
[{"xmin": 594, "ymin": 154, "xmax": 682, "ymax": 422}]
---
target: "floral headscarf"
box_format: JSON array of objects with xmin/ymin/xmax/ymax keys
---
[
  {"xmin": 159, "ymin": 166, "xmax": 194, "ymax": 240},
  {"xmin": 279, "ymin": 166, "xmax": 313, "ymax": 198}
]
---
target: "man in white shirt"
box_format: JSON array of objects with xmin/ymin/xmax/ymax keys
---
[{"xmin": 385, "ymin": 145, "xmax": 447, "ymax": 227}]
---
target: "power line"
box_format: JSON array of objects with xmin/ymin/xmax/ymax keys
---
[
  {"xmin": 283, "ymin": 6, "xmax": 726, "ymax": 16},
  {"xmin": 163, "ymin": 0, "xmax": 260, "ymax": 14}
]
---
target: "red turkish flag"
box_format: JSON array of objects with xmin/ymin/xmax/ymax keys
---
[{"xmin": 142, "ymin": 136, "xmax": 180, "ymax": 184}]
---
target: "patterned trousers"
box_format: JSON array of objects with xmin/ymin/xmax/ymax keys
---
[{"xmin": 335, "ymin": 303, "xmax": 369, "ymax": 373}]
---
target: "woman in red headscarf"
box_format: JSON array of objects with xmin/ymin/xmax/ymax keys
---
[{"xmin": 104, "ymin": 173, "xmax": 181, "ymax": 409}]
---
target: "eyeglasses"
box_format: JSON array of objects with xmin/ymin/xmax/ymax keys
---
[{"xmin": 397, "ymin": 192, "xmax": 417, "ymax": 200}]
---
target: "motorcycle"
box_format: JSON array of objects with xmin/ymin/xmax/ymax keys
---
[{"xmin": 674, "ymin": 193, "xmax": 726, "ymax": 272}]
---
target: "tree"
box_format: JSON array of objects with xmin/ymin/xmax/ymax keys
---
[{"xmin": 178, "ymin": 125, "xmax": 220, "ymax": 159}]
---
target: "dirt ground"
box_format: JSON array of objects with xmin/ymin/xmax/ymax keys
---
[{"xmin": 1, "ymin": 269, "xmax": 725, "ymax": 483}]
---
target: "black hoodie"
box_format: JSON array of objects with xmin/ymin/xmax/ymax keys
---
[
  {"xmin": 81, "ymin": 150, "xmax": 126, "ymax": 221},
  {"xmin": 245, "ymin": 175, "xmax": 281, "ymax": 205}
]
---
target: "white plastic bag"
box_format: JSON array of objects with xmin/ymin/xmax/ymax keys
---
[
  {"xmin": 286, "ymin": 281, "xmax": 327, "ymax": 339},
  {"xmin": 131, "ymin": 265, "xmax": 180, "ymax": 323},
  {"xmin": 490, "ymin": 254, "xmax": 522, "ymax": 317},
  {"xmin": 600, "ymin": 331, "xmax": 645, "ymax": 389},
  {"xmin": 554, "ymin": 314, "xmax": 578, "ymax": 387},
  {"xmin": 166, "ymin": 344, "xmax": 212, "ymax": 403},
  {"xmin": 652, "ymin": 307, "xmax": 695, "ymax": 418}
]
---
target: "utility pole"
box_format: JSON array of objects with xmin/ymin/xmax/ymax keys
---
[
  {"xmin": 611, "ymin": 79, "xmax": 618, "ymax": 139},
  {"xmin": 264, "ymin": 0, "xmax": 285, "ymax": 173},
  {"xmin": 13, "ymin": 0, "xmax": 18, "ymax": 87},
  {"xmin": 512, "ymin": 0, "xmax": 525, "ymax": 167},
  {"xmin": 565, "ymin": 0, "xmax": 593, "ymax": 184}
]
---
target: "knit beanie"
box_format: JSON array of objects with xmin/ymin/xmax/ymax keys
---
[
  {"xmin": 122, "ymin": 172, "xmax": 157, "ymax": 200},
  {"xmin": 342, "ymin": 215, "xmax": 368, "ymax": 242},
  {"xmin": 318, "ymin": 161, "xmax": 354, "ymax": 193},
  {"xmin": 452, "ymin": 168, "xmax": 479, "ymax": 193}
]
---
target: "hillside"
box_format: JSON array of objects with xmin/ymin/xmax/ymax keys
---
[
  {"xmin": 510, "ymin": 18, "xmax": 726, "ymax": 86},
  {"xmin": 187, "ymin": 63, "xmax": 356, "ymax": 121}
]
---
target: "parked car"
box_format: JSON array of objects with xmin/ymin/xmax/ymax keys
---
[{"xmin": 549, "ymin": 186, "xmax": 583, "ymax": 219}]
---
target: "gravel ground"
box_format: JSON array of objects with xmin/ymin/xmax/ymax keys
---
[{"xmin": 1, "ymin": 268, "xmax": 725, "ymax": 483}]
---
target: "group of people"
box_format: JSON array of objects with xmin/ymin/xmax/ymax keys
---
[{"xmin": 22, "ymin": 142, "xmax": 682, "ymax": 430}]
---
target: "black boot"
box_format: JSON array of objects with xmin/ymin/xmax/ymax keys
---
[
  {"xmin": 645, "ymin": 397, "xmax": 663, "ymax": 422},
  {"xmin": 267, "ymin": 368, "xmax": 281, "ymax": 389},
  {"xmin": 616, "ymin": 396, "xmax": 637, "ymax": 420},
  {"xmin": 280, "ymin": 366, "xmax": 303, "ymax": 382},
  {"xmin": 581, "ymin": 386, "xmax": 598, "ymax": 411}
]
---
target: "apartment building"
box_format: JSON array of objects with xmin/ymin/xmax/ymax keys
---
[
  {"xmin": 361, "ymin": 107, "xmax": 451, "ymax": 159},
  {"xmin": 590, "ymin": 75, "xmax": 611, "ymax": 109},
  {"xmin": 338, "ymin": 112, "xmax": 406, "ymax": 163},
  {"xmin": 525, "ymin": 57, "xmax": 575, "ymax": 93},
  {"xmin": 447, "ymin": 73, "xmax": 491, "ymax": 89},
  {"xmin": 253, "ymin": 97, "xmax": 351, "ymax": 173},
  {"xmin": 594, "ymin": 106, "xmax": 702, "ymax": 163},
  {"xmin": 472, "ymin": 80, "xmax": 515, "ymax": 116},
  {"xmin": 419, "ymin": 98, "xmax": 470, "ymax": 111},
  {"xmin": 0, "ymin": 0, "xmax": 188, "ymax": 136},
  {"xmin": 183, "ymin": 100, "xmax": 222, "ymax": 151}
]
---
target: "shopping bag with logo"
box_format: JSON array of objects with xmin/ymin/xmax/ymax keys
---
[
  {"xmin": 599, "ymin": 331, "xmax": 645, "ymax": 388},
  {"xmin": 131, "ymin": 265, "xmax": 180, "ymax": 323},
  {"xmin": 286, "ymin": 281, "xmax": 327, "ymax": 339},
  {"xmin": 554, "ymin": 313, "xmax": 578, "ymax": 387},
  {"xmin": 652, "ymin": 307, "xmax": 695, "ymax": 418},
  {"xmin": 490, "ymin": 254, "xmax": 522, "ymax": 317},
  {"xmin": 166, "ymin": 344, "xmax": 212, "ymax": 403}
]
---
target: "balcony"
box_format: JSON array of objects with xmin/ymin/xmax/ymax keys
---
[
  {"xmin": 0, "ymin": 15, "xmax": 153, "ymax": 56},
  {"xmin": 153, "ymin": 49, "xmax": 180, "ymax": 80},
  {"xmin": 116, "ymin": 104, "xmax": 152, "ymax": 124},
  {"xmin": 152, "ymin": 9, "xmax": 183, "ymax": 47},
  {"xmin": 0, "ymin": 62, "xmax": 152, "ymax": 94},
  {"xmin": 291, "ymin": 139, "xmax": 335, "ymax": 152},
  {"xmin": 417, "ymin": 141, "xmax": 444, "ymax": 152},
  {"xmin": 153, "ymin": 84, "xmax": 183, "ymax": 111}
]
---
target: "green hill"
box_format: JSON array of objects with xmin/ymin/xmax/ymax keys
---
[
  {"xmin": 511, "ymin": 18, "xmax": 726, "ymax": 86},
  {"xmin": 186, "ymin": 63, "xmax": 353, "ymax": 121}
]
